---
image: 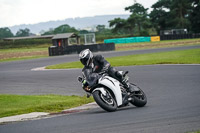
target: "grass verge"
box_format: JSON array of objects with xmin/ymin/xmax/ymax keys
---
[
  {"xmin": 46, "ymin": 48, "xmax": 200, "ymax": 69},
  {"xmin": 0, "ymin": 94, "xmax": 94, "ymax": 118},
  {"xmin": 187, "ymin": 131, "xmax": 200, "ymax": 133}
]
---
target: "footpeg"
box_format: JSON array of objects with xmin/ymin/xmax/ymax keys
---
[{"xmin": 128, "ymin": 98, "xmax": 132, "ymax": 101}]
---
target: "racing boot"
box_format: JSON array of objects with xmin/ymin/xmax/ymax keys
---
[
  {"xmin": 115, "ymin": 71, "xmax": 134, "ymax": 93},
  {"xmin": 122, "ymin": 79, "xmax": 134, "ymax": 93}
]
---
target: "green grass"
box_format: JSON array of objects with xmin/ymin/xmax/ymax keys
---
[
  {"xmin": 0, "ymin": 94, "xmax": 94, "ymax": 118},
  {"xmin": 187, "ymin": 131, "xmax": 200, "ymax": 133},
  {"xmin": 46, "ymin": 48, "xmax": 200, "ymax": 69}
]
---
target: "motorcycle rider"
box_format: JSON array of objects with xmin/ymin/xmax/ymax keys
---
[{"xmin": 79, "ymin": 49, "xmax": 133, "ymax": 92}]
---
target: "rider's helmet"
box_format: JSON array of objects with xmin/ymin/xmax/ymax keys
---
[{"xmin": 79, "ymin": 49, "xmax": 93, "ymax": 66}]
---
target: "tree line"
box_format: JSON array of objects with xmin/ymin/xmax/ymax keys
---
[
  {"xmin": 0, "ymin": 0, "xmax": 199, "ymax": 39},
  {"xmin": 109, "ymin": 0, "xmax": 200, "ymax": 35}
]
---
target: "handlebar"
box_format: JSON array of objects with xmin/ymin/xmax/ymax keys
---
[{"xmin": 98, "ymin": 71, "xmax": 106, "ymax": 75}]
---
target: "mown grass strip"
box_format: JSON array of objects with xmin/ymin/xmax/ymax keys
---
[
  {"xmin": 46, "ymin": 48, "xmax": 200, "ymax": 69},
  {"xmin": 0, "ymin": 94, "xmax": 94, "ymax": 118},
  {"xmin": 187, "ymin": 131, "xmax": 200, "ymax": 133}
]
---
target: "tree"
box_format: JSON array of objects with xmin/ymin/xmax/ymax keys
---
[
  {"xmin": 150, "ymin": 0, "xmax": 171, "ymax": 34},
  {"xmin": 42, "ymin": 24, "xmax": 78, "ymax": 35},
  {"xmin": 125, "ymin": 3, "xmax": 149, "ymax": 16},
  {"xmin": 125, "ymin": 3, "xmax": 151, "ymax": 35},
  {"xmin": 0, "ymin": 27, "xmax": 14, "ymax": 39},
  {"xmin": 53, "ymin": 24, "xmax": 78, "ymax": 34},
  {"xmin": 109, "ymin": 3, "xmax": 151, "ymax": 36},
  {"xmin": 109, "ymin": 18, "xmax": 127, "ymax": 34},
  {"xmin": 124, "ymin": 16, "xmax": 136, "ymax": 36},
  {"xmin": 189, "ymin": 0, "xmax": 200, "ymax": 33},
  {"xmin": 42, "ymin": 28, "xmax": 54, "ymax": 35},
  {"xmin": 96, "ymin": 25, "xmax": 106, "ymax": 33},
  {"xmin": 16, "ymin": 28, "xmax": 30, "ymax": 37},
  {"xmin": 79, "ymin": 30, "xmax": 89, "ymax": 34},
  {"xmin": 170, "ymin": 0, "xmax": 191, "ymax": 29},
  {"xmin": 150, "ymin": 0, "xmax": 193, "ymax": 33}
]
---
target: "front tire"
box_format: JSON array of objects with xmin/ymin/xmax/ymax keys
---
[
  {"xmin": 130, "ymin": 84, "xmax": 147, "ymax": 107},
  {"xmin": 93, "ymin": 89, "xmax": 117, "ymax": 112}
]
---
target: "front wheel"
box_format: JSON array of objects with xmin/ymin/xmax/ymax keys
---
[
  {"xmin": 93, "ymin": 89, "xmax": 117, "ymax": 112},
  {"xmin": 130, "ymin": 84, "xmax": 147, "ymax": 107}
]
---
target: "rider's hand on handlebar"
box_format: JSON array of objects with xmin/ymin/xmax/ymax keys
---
[
  {"xmin": 99, "ymin": 70, "xmax": 106, "ymax": 75},
  {"xmin": 83, "ymin": 86, "xmax": 91, "ymax": 91},
  {"xmin": 101, "ymin": 66, "xmax": 109, "ymax": 73}
]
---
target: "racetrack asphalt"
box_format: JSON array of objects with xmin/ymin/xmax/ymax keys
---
[
  {"xmin": 0, "ymin": 65, "xmax": 200, "ymax": 133},
  {"xmin": 0, "ymin": 45, "xmax": 200, "ymax": 133},
  {"xmin": 0, "ymin": 45, "xmax": 200, "ymax": 95}
]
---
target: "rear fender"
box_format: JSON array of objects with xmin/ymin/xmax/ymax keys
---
[{"xmin": 131, "ymin": 83, "xmax": 140, "ymax": 91}]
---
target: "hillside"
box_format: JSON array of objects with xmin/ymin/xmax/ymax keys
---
[{"xmin": 9, "ymin": 14, "xmax": 129, "ymax": 34}]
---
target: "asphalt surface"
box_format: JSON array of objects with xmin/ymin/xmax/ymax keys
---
[
  {"xmin": 0, "ymin": 65, "xmax": 200, "ymax": 133},
  {"xmin": 0, "ymin": 45, "xmax": 200, "ymax": 95},
  {"xmin": 0, "ymin": 45, "xmax": 200, "ymax": 133}
]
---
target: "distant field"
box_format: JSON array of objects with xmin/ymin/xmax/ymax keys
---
[
  {"xmin": 0, "ymin": 38, "xmax": 200, "ymax": 62},
  {"xmin": 0, "ymin": 45, "xmax": 50, "ymax": 62}
]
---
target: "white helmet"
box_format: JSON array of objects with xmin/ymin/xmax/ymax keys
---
[{"xmin": 79, "ymin": 49, "xmax": 93, "ymax": 66}]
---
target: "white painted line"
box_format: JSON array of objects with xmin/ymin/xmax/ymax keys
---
[
  {"xmin": 63, "ymin": 102, "xmax": 98, "ymax": 111},
  {"xmin": 0, "ymin": 112, "xmax": 49, "ymax": 123},
  {"xmin": 31, "ymin": 67, "xmax": 46, "ymax": 71},
  {"xmin": 31, "ymin": 67, "xmax": 81, "ymax": 71},
  {"xmin": 0, "ymin": 102, "xmax": 98, "ymax": 124}
]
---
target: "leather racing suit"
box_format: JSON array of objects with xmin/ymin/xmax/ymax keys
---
[{"xmin": 82, "ymin": 55, "xmax": 124, "ymax": 88}]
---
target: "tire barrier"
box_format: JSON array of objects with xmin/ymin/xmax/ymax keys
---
[
  {"xmin": 49, "ymin": 43, "xmax": 115, "ymax": 56},
  {"xmin": 104, "ymin": 37, "xmax": 151, "ymax": 44},
  {"xmin": 151, "ymin": 36, "xmax": 160, "ymax": 42},
  {"xmin": 104, "ymin": 34, "xmax": 200, "ymax": 44},
  {"xmin": 48, "ymin": 46, "xmax": 64, "ymax": 56}
]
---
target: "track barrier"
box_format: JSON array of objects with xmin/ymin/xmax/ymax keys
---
[{"xmin": 49, "ymin": 43, "xmax": 115, "ymax": 56}]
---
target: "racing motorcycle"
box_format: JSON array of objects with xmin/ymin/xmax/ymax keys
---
[{"xmin": 77, "ymin": 71, "xmax": 147, "ymax": 112}]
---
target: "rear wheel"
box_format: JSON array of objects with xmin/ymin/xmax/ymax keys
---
[
  {"xmin": 93, "ymin": 88, "xmax": 117, "ymax": 112},
  {"xmin": 130, "ymin": 84, "xmax": 147, "ymax": 107}
]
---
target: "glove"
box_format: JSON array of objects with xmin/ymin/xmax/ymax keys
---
[
  {"xmin": 83, "ymin": 86, "xmax": 91, "ymax": 92},
  {"xmin": 82, "ymin": 79, "xmax": 87, "ymax": 87},
  {"xmin": 102, "ymin": 64, "xmax": 110, "ymax": 73},
  {"xmin": 82, "ymin": 80, "xmax": 91, "ymax": 92}
]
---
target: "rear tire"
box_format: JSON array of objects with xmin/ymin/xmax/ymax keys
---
[
  {"xmin": 93, "ymin": 89, "xmax": 117, "ymax": 112},
  {"xmin": 130, "ymin": 84, "xmax": 147, "ymax": 107}
]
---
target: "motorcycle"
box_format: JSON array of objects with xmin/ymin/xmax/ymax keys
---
[{"xmin": 77, "ymin": 71, "xmax": 147, "ymax": 112}]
